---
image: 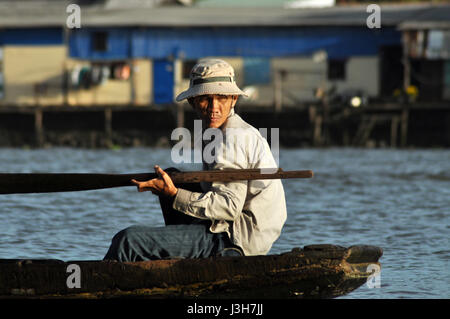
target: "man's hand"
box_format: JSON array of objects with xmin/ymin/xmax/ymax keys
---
[{"xmin": 131, "ymin": 165, "xmax": 178, "ymax": 197}]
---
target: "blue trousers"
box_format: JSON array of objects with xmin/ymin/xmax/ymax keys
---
[{"xmin": 104, "ymin": 176, "xmax": 242, "ymax": 262}]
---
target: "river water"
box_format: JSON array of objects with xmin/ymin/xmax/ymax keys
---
[{"xmin": 0, "ymin": 147, "xmax": 448, "ymax": 299}]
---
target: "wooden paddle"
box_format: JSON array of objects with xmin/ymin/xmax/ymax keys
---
[{"xmin": 0, "ymin": 169, "xmax": 313, "ymax": 194}]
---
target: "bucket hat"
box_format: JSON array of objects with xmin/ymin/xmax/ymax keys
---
[{"xmin": 176, "ymin": 59, "xmax": 248, "ymax": 102}]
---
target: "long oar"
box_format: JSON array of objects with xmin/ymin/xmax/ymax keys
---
[{"xmin": 0, "ymin": 169, "xmax": 313, "ymax": 194}]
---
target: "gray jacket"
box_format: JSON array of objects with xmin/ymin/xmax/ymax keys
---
[{"xmin": 173, "ymin": 110, "xmax": 287, "ymax": 256}]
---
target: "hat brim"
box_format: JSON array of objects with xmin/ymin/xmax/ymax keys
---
[{"xmin": 176, "ymin": 82, "xmax": 248, "ymax": 102}]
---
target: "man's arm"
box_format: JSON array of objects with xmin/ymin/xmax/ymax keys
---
[
  {"xmin": 171, "ymin": 134, "xmax": 260, "ymax": 222},
  {"xmin": 173, "ymin": 178, "xmax": 247, "ymax": 221},
  {"xmin": 132, "ymin": 131, "xmax": 274, "ymax": 222},
  {"xmin": 131, "ymin": 163, "xmax": 247, "ymax": 221}
]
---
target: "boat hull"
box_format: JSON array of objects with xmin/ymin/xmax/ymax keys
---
[{"xmin": 0, "ymin": 244, "xmax": 382, "ymax": 299}]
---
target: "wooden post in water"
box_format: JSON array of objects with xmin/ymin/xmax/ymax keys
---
[
  {"xmin": 400, "ymin": 107, "xmax": 409, "ymax": 147},
  {"xmin": 33, "ymin": 82, "xmax": 45, "ymax": 147},
  {"xmin": 34, "ymin": 107, "xmax": 44, "ymax": 148},
  {"xmin": 390, "ymin": 115, "xmax": 399, "ymax": 148},
  {"xmin": 322, "ymin": 94, "xmax": 330, "ymax": 146},
  {"xmin": 104, "ymin": 107, "xmax": 113, "ymax": 148},
  {"xmin": 274, "ymin": 70, "xmax": 283, "ymax": 113},
  {"xmin": 401, "ymin": 31, "xmax": 411, "ymax": 148},
  {"xmin": 176, "ymin": 103, "xmax": 184, "ymax": 128},
  {"xmin": 314, "ymin": 115, "xmax": 323, "ymax": 147},
  {"xmin": 342, "ymin": 108, "xmax": 351, "ymax": 146},
  {"xmin": 309, "ymin": 105, "xmax": 323, "ymax": 147}
]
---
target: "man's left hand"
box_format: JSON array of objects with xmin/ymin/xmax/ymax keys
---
[{"xmin": 131, "ymin": 165, "xmax": 178, "ymax": 197}]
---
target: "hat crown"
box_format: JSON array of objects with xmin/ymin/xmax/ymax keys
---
[
  {"xmin": 175, "ymin": 58, "xmax": 247, "ymax": 102},
  {"xmin": 191, "ymin": 59, "xmax": 234, "ymax": 80}
]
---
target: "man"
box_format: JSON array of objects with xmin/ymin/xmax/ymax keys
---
[{"xmin": 104, "ymin": 59, "xmax": 287, "ymax": 261}]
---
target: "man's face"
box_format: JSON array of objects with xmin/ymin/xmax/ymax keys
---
[{"xmin": 192, "ymin": 94, "xmax": 237, "ymax": 129}]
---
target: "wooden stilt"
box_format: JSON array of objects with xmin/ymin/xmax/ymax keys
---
[
  {"xmin": 309, "ymin": 105, "xmax": 316, "ymax": 145},
  {"xmin": 322, "ymin": 101, "xmax": 330, "ymax": 146},
  {"xmin": 34, "ymin": 107, "xmax": 44, "ymax": 148},
  {"xmin": 313, "ymin": 115, "xmax": 323, "ymax": 146},
  {"xmin": 390, "ymin": 115, "xmax": 399, "ymax": 148},
  {"xmin": 353, "ymin": 115, "xmax": 377, "ymax": 147},
  {"xmin": 176, "ymin": 103, "xmax": 184, "ymax": 128},
  {"xmin": 274, "ymin": 70, "xmax": 283, "ymax": 113},
  {"xmin": 401, "ymin": 107, "xmax": 409, "ymax": 147},
  {"xmin": 104, "ymin": 107, "xmax": 113, "ymax": 148},
  {"xmin": 342, "ymin": 108, "xmax": 350, "ymax": 146}
]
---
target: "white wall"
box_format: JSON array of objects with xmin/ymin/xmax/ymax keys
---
[
  {"xmin": 241, "ymin": 55, "xmax": 379, "ymax": 107},
  {"xmin": 329, "ymin": 56, "xmax": 379, "ymax": 97}
]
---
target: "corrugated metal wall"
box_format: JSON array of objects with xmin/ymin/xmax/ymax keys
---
[
  {"xmin": 69, "ymin": 28, "xmax": 131, "ymax": 60},
  {"xmin": 0, "ymin": 28, "xmax": 63, "ymax": 45},
  {"xmin": 69, "ymin": 26, "xmax": 401, "ymax": 60}
]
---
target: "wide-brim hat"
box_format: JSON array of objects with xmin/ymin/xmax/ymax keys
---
[{"xmin": 176, "ymin": 58, "xmax": 248, "ymax": 102}]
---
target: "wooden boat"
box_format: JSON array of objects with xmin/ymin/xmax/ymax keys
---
[{"xmin": 0, "ymin": 244, "xmax": 382, "ymax": 299}]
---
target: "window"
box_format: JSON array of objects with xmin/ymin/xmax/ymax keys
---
[
  {"xmin": 327, "ymin": 59, "xmax": 347, "ymax": 80},
  {"xmin": 92, "ymin": 32, "xmax": 108, "ymax": 52}
]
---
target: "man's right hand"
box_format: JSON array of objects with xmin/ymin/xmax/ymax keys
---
[{"xmin": 131, "ymin": 165, "xmax": 178, "ymax": 197}]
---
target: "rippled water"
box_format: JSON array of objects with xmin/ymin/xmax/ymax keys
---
[{"xmin": 0, "ymin": 147, "xmax": 449, "ymax": 299}]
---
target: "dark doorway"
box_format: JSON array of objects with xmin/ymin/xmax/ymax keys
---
[
  {"xmin": 410, "ymin": 59, "xmax": 444, "ymax": 102},
  {"xmin": 379, "ymin": 45, "xmax": 404, "ymax": 99}
]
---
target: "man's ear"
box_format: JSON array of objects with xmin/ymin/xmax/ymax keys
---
[{"xmin": 231, "ymin": 95, "xmax": 238, "ymax": 108}]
